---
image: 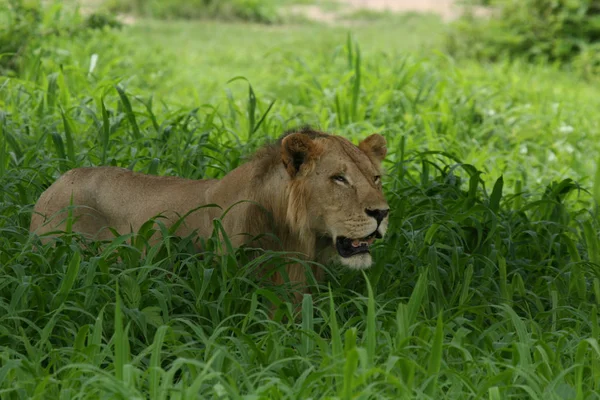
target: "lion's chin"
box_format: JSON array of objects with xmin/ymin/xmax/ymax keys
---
[{"xmin": 338, "ymin": 253, "xmax": 373, "ymax": 270}]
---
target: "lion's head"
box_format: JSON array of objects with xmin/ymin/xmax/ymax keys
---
[{"xmin": 278, "ymin": 129, "xmax": 389, "ymax": 270}]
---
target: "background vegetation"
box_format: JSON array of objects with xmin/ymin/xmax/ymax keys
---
[
  {"xmin": 1, "ymin": 0, "xmax": 600, "ymax": 398},
  {"xmin": 103, "ymin": 0, "xmax": 280, "ymax": 23},
  {"xmin": 449, "ymin": 0, "xmax": 600, "ymax": 77}
]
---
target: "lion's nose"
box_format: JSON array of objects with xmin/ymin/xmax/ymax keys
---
[{"xmin": 365, "ymin": 208, "xmax": 389, "ymax": 224}]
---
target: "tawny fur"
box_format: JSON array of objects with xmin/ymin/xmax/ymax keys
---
[{"xmin": 30, "ymin": 129, "xmax": 389, "ymax": 293}]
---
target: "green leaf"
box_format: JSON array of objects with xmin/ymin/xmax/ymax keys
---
[
  {"xmin": 100, "ymin": 97, "xmax": 110, "ymax": 164},
  {"xmin": 425, "ymin": 312, "xmax": 444, "ymax": 396},
  {"xmin": 301, "ymin": 294, "xmax": 314, "ymax": 356},
  {"xmin": 489, "ymin": 175, "xmax": 504, "ymax": 213},
  {"xmin": 149, "ymin": 325, "xmax": 169, "ymax": 400},
  {"xmin": 363, "ymin": 271, "xmax": 376, "ymax": 368},
  {"xmin": 115, "ymin": 85, "xmax": 141, "ymax": 140},
  {"xmin": 113, "ymin": 284, "xmax": 129, "ymax": 381},
  {"xmin": 52, "ymin": 251, "xmax": 81, "ymax": 309},
  {"xmin": 60, "ymin": 108, "xmax": 75, "ymax": 164}
]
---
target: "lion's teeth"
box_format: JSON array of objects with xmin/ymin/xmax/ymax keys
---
[{"xmin": 352, "ymin": 238, "xmax": 374, "ymax": 248}]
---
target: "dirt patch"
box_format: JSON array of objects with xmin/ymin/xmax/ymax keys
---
[
  {"xmin": 343, "ymin": 0, "xmax": 457, "ymax": 18},
  {"xmin": 289, "ymin": 0, "xmax": 489, "ymax": 23}
]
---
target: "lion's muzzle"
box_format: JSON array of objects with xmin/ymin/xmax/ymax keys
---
[{"xmin": 335, "ymin": 230, "xmax": 382, "ymax": 258}]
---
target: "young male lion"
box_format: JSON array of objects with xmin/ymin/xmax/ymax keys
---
[{"xmin": 30, "ymin": 128, "xmax": 390, "ymax": 294}]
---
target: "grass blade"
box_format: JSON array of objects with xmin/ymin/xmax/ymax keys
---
[
  {"xmin": 100, "ymin": 97, "xmax": 110, "ymax": 164},
  {"xmin": 329, "ymin": 286, "xmax": 343, "ymax": 360},
  {"xmin": 51, "ymin": 251, "xmax": 81, "ymax": 309},
  {"xmin": 351, "ymin": 40, "xmax": 361, "ymax": 122},
  {"xmin": 150, "ymin": 325, "xmax": 169, "ymax": 400},
  {"xmin": 247, "ymin": 83, "xmax": 256, "ymax": 138},
  {"xmin": 60, "ymin": 108, "xmax": 76, "ymax": 164},
  {"xmin": 0, "ymin": 113, "xmax": 6, "ymax": 176},
  {"xmin": 408, "ymin": 272, "xmax": 428, "ymax": 325},
  {"xmin": 593, "ymin": 154, "xmax": 600, "ymax": 206},
  {"xmin": 114, "ymin": 284, "xmax": 129, "ymax": 381},
  {"xmin": 46, "ymin": 72, "xmax": 58, "ymax": 110},
  {"xmin": 459, "ymin": 263, "xmax": 473, "ymax": 305},
  {"xmin": 489, "ymin": 175, "xmax": 504, "ymax": 213},
  {"xmin": 252, "ymin": 99, "xmax": 275, "ymax": 135},
  {"xmin": 301, "ymin": 294, "xmax": 314, "ymax": 356},
  {"xmin": 346, "ymin": 32, "xmax": 353, "ymax": 69},
  {"xmin": 363, "ymin": 271, "xmax": 376, "ymax": 368},
  {"xmin": 50, "ymin": 131, "xmax": 67, "ymax": 170},
  {"xmin": 342, "ymin": 338, "xmax": 358, "ymax": 400},
  {"xmin": 148, "ymin": 158, "xmax": 160, "ymax": 175},
  {"xmin": 498, "ymin": 255, "xmax": 509, "ymax": 303},
  {"xmin": 90, "ymin": 305, "xmax": 106, "ymax": 365},
  {"xmin": 116, "ymin": 85, "xmax": 141, "ymax": 140},
  {"xmin": 425, "ymin": 312, "xmax": 444, "ymax": 396},
  {"xmin": 583, "ymin": 220, "xmax": 600, "ymax": 264}
]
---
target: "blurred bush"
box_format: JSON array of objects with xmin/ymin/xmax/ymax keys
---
[
  {"xmin": 0, "ymin": 0, "xmax": 43, "ymax": 73},
  {"xmin": 447, "ymin": 0, "xmax": 600, "ymax": 76},
  {"xmin": 0, "ymin": 0, "xmax": 121, "ymax": 75},
  {"xmin": 103, "ymin": 0, "xmax": 280, "ymax": 24},
  {"xmin": 84, "ymin": 12, "xmax": 123, "ymax": 30}
]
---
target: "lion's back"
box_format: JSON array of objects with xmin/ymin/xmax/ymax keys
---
[{"xmin": 30, "ymin": 166, "xmax": 217, "ymax": 240}]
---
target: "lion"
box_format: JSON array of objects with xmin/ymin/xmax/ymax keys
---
[{"xmin": 30, "ymin": 128, "xmax": 390, "ymax": 294}]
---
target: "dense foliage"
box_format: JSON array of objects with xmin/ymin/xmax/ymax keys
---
[
  {"xmin": 448, "ymin": 0, "xmax": 600, "ymax": 76},
  {"xmin": 0, "ymin": 0, "xmax": 121, "ymax": 75},
  {"xmin": 1, "ymin": 2, "xmax": 600, "ymax": 398},
  {"xmin": 103, "ymin": 0, "xmax": 280, "ymax": 23}
]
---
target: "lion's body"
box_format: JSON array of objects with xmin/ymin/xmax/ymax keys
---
[
  {"xmin": 31, "ymin": 167, "xmax": 238, "ymax": 240},
  {"xmin": 30, "ymin": 129, "xmax": 390, "ymax": 289}
]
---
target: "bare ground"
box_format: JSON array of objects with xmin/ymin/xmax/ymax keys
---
[{"xmin": 289, "ymin": 0, "xmax": 489, "ymax": 23}]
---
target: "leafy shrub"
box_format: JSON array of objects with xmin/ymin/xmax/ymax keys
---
[
  {"xmin": 85, "ymin": 12, "xmax": 123, "ymax": 30},
  {"xmin": 0, "ymin": 0, "xmax": 122, "ymax": 75},
  {"xmin": 0, "ymin": 0, "xmax": 42, "ymax": 73},
  {"xmin": 104, "ymin": 0, "xmax": 280, "ymax": 24},
  {"xmin": 573, "ymin": 42, "xmax": 600, "ymax": 78},
  {"xmin": 447, "ymin": 0, "xmax": 600, "ymax": 66}
]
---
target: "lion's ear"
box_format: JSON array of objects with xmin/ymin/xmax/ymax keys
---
[
  {"xmin": 281, "ymin": 133, "xmax": 319, "ymax": 178},
  {"xmin": 359, "ymin": 133, "xmax": 387, "ymax": 164}
]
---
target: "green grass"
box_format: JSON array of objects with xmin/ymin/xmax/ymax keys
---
[{"xmin": 2, "ymin": 5, "xmax": 600, "ymax": 399}]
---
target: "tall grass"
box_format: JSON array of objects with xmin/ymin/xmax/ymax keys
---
[
  {"xmin": 1, "ymin": 6, "xmax": 600, "ymax": 399},
  {"xmin": 103, "ymin": 0, "xmax": 280, "ymax": 24}
]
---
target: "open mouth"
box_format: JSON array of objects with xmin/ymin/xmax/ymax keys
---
[{"xmin": 336, "ymin": 231, "xmax": 382, "ymax": 258}]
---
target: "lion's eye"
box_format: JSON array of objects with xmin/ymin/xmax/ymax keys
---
[
  {"xmin": 332, "ymin": 175, "xmax": 348, "ymax": 184},
  {"xmin": 374, "ymin": 175, "xmax": 381, "ymax": 184}
]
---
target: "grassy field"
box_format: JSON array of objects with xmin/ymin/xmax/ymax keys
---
[{"xmin": 2, "ymin": 4, "xmax": 600, "ymax": 399}]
